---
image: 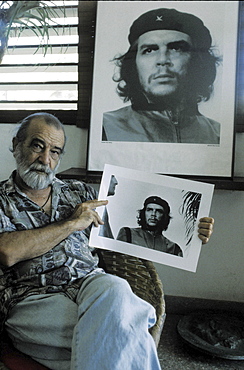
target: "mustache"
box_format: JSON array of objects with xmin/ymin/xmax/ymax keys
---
[
  {"xmin": 150, "ymin": 71, "xmax": 176, "ymax": 82},
  {"xmin": 28, "ymin": 163, "xmax": 53, "ymax": 175}
]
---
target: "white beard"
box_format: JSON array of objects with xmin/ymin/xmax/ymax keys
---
[{"xmin": 14, "ymin": 145, "xmax": 60, "ymax": 190}]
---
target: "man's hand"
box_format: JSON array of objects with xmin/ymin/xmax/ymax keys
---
[
  {"xmin": 0, "ymin": 199, "xmax": 108, "ymax": 267},
  {"xmin": 198, "ymin": 217, "xmax": 214, "ymax": 244},
  {"xmin": 68, "ymin": 199, "xmax": 108, "ymax": 230}
]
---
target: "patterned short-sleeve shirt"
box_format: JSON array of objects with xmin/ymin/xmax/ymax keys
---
[{"xmin": 0, "ymin": 172, "xmax": 104, "ymax": 332}]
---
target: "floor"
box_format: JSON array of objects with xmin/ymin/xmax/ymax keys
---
[{"xmin": 157, "ymin": 314, "xmax": 244, "ymax": 370}]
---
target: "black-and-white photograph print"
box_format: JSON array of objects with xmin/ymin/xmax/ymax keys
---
[
  {"xmin": 89, "ymin": 164, "xmax": 214, "ymax": 272},
  {"xmin": 88, "ymin": 1, "xmax": 238, "ymax": 177}
]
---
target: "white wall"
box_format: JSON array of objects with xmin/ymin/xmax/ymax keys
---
[
  {"xmin": 156, "ymin": 133, "xmax": 244, "ymax": 303},
  {"xmin": 155, "ymin": 189, "xmax": 244, "ymax": 302},
  {"xmin": 0, "ymin": 125, "xmax": 243, "ymax": 303}
]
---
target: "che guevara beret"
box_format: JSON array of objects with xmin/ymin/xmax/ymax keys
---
[
  {"xmin": 128, "ymin": 8, "xmax": 212, "ymax": 50},
  {"xmin": 144, "ymin": 196, "xmax": 170, "ymax": 212}
]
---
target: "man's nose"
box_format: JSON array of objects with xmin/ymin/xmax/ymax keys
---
[
  {"xmin": 156, "ymin": 47, "xmax": 171, "ymax": 66},
  {"xmin": 38, "ymin": 148, "xmax": 51, "ymax": 165}
]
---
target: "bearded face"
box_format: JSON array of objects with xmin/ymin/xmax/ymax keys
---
[
  {"xmin": 144, "ymin": 203, "xmax": 165, "ymax": 232},
  {"xmin": 14, "ymin": 143, "xmax": 60, "ymax": 190}
]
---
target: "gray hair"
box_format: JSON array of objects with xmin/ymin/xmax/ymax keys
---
[{"xmin": 11, "ymin": 112, "xmax": 66, "ymax": 152}]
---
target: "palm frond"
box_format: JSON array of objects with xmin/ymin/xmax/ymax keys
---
[
  {"xmin": 180, "ymin": 191, "xmax": 202, "ymax": 245},
  {"xmin": 0, "ymin": 0, "xmax": 66, "ymax": 57}
]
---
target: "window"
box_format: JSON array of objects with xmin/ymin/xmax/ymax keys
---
[{"xmin": 0, "ymin": 0, "xmax": 78, "ymax": 124}]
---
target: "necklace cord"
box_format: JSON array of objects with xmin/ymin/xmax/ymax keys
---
[{"xmin": 40, "ymin": 190, "xmax": 52, "ymax": 211}]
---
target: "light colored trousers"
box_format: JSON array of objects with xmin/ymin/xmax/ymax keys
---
[{"xmin": 6, "ymin": 273, "xmax": 162, "ymax": 370}]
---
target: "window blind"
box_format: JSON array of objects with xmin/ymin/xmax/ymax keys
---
[{"xmin": 0, "ymin": 0, "xmax": 78, "ymax": 124}]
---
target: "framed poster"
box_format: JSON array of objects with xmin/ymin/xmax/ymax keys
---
[
  {"xmin": 89, "ymin": 164, "xmax": 215, "ymax": 272},
  {"xmin": 87, "ymin": 1, "xmax": 238, "ymax": 177}
]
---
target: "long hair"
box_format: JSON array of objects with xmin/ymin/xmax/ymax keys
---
[{"xmin": 112, "ymin": 42, "xmax": 221, "ymax": 107}]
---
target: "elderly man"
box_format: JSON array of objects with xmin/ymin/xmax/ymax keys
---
[
  {"xmin": 102, "ymin": 8, "xmax": 221, "ymax": 143},
  {"xmin": 0, "ymin": 113, "xmax": 213, "ymax": 369},
  {"xmin": 117, "ymin": 196, "xmax": 184, "ymax": 256}
]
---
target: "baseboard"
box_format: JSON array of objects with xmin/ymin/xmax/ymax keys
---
[{"xmin": 164, "ymin": 295, "xmax": 244, "ymax": 315}]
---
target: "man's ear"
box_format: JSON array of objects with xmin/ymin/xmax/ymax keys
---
[{"xmin": 12, "ymin": 137, "xmax": 19, "ymax": 152}]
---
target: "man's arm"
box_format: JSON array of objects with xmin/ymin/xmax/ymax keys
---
[
  {"xmin": 198, "ymin": 217, "xmax": 214, "ymax": 244},
  {"xmin": 0, "ymin": 199, "xmax": 108, "ymax": 267}
]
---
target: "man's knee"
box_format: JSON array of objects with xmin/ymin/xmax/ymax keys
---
[
  {"xmin": 76, "ymin": 273, "xmax": 134, "ymax": 312},
  {"xmin": 80, "ymin": 273, "xmax": 131, "ymax": 300},
  {"xmin": 101, "ymin": 274, "xmax": 132, "ymax": 293}
]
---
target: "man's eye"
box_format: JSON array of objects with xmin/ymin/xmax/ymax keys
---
[
  {"xmin": 142, "ymin": 47, "xmax": 157, "ymax": 55},
  {"xmin": 31, "ymin": 143, "xmax": 42, "ymax": 152},
  {"xmin": 142, "ymin": 48, "xmax": 151, "ymax": 55},
  {"xmin": 50, "ymin": 150, "xmax": 61, "ymax": 159},
  {"xmin": 168, "ymin": 41, "xmax": 191, "ymax": 52}
]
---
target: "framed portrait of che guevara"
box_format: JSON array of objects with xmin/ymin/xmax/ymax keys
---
[{"xmin": 87, "ymin": 1, "xmax": 239, "ymax": 177}]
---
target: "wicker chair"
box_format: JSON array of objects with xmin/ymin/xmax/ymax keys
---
[
  {"xmin": 0, "ymin": 250, "xmax": 166, "ymax": 370},
  {"xmin": 98, "ymin": 249, "xmax": 166, "ymax": 347}
]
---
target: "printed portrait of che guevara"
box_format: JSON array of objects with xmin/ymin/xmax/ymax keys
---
[
  {"xmin": 102, "ymin": 7, "xmax": 221, "ymax": 145},
  {"xmin": 116, "ymin": 196, "xmax": 184, "ymax": 257}
]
